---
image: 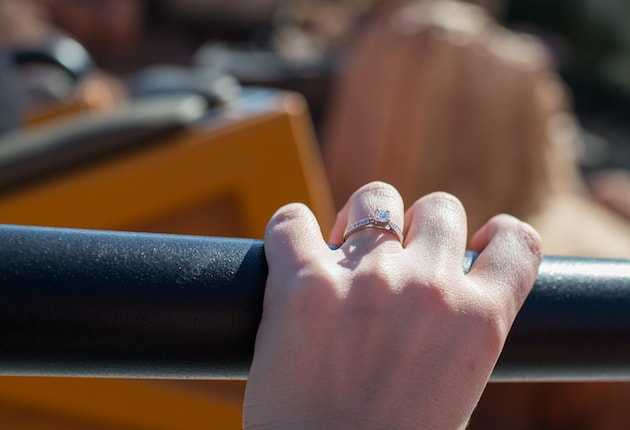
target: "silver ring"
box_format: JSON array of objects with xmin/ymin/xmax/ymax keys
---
[{"xmin": 343, "ymin": 209, "xmax": 403, "ymax": 244}]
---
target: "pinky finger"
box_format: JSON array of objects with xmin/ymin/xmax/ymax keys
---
[{"xmin": 468, "ymin": 214, "xmax": 543, "ymax": 319}]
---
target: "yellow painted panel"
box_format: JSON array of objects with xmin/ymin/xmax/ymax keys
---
[{"xmin": 0, "ymin": 91, "xmax": 334, "ymax": 429}]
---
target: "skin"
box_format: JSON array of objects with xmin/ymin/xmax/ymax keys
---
[{"xmin": 243, "ymin": 181, "xmax": 542, "ymax": 429}]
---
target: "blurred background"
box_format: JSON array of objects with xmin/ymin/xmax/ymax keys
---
[{"xmin": 0, "ymin": 0, "xmax": 629, "ymax": 429}]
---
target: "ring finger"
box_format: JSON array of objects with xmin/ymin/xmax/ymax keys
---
[{"xmin": 329, "ymin": 181, "xmax": 405, "ymax": 251}]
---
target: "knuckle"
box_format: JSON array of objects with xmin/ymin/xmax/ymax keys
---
[
  {"xmin": 413, "ymin": 191, "xmax": 465, "ymax": 216},
  {"xmin": 356, "ymin": 257, "xmax": 399, "ymax": 291},
  {"xmin": 270, "ymin": 202, "xmax": 311, "ymax": 226},
  {"xmin": 365, "ymin": 256, "xmax": 399, "ymax": 281},
  {"xmin": 410, "ymin": 278, "xmax": 509, "ymax": 354},
  {"xmin": 417, "ymin": 281, "xmax": 453, "ymax": 313},
  {"xmin": 354, "ymin": 181, "xmax": 399, "ymax": 199},
  {"xmin": 488, "ymin": 214, "xmax": 543, "ymax": 258},
  {"xmin": 445, "ymin": 286, "xmax": 511, "ymax": 354},
  {"xmin": 424, "ymin": 191, "xmax": 464, "ymax": 210},
  {"xmin": 406, "ymin": 265, "xmax": 459, "ymax": 313},
  {"xmin": 346, "ymin": 272, "xmax": 395, "ymax": 314},
  {"xmin": 415, "ymin": 192, "xmax": 466, "ymax": 230},
  {"xmin": 413, "ymin": 267, "xmax": 511, "ymax": 351},
  {"xmin": 514, "ymin": 221, "xmax": 543, "ymax": 259},
  {"xmin": 468, "ymin": 299, "xmax": 511, "ymax": 353},
  {"xmin": 266, "ymin": 203, "xmax": 312, "ymax": 240},
  {"xmin": 284, "ymin": 262, "xmax": 342, "ymax": 316},
  {"xmin": 343, "ymin": 257, "xmax": 404, "ymax": 314}
]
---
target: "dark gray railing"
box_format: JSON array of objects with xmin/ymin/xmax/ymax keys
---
[{"xmin": 0, "ymin": 224, "xmax": 629, "ymax": 381}]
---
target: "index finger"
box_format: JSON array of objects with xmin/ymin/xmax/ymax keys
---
[{"xmin": 265, "ymin": 203, "xmax": 330, "ymax": 275}]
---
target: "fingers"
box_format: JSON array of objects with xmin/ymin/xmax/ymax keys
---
[
  {"xmin": 467, "ymin": 214, "xmax": 543, "ymax": 317},
  {"xmin": 404, "ymin": 192, "xmax": 468, "ymax": 269},
  {"xmin": 329, "ymin": 182, "xmax": 405, "ymax": 250},
  {"xmin": 265, "ymin": 202, "xmax": 329, "ymax": 274},
  {"xmin": 310, "ymin": 182, "xmax": 541, "ymax": 323},
  {"xmin": 328, "ymin": 202, "xmax": 349, "ymax": 246}
]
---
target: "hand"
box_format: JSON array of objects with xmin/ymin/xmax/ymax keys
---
[{"xmin": 243, "ymin": 181, "xmax": 542, "ymax": 429}]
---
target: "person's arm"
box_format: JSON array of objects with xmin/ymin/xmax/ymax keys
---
[{"xmin": 243, "ymin": 181, "xmax": 542, "ymax": 429}]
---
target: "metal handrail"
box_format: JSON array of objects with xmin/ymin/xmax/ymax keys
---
[{"xmin": 0, "ymin": 224, "xmax": 629, "ymax": 381}]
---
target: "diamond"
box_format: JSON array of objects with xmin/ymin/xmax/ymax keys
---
[{"xmin": 374, "ymin": 209, "xmax": 390, "ymax": 223}]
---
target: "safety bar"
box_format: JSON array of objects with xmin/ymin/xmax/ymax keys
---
[{"xmin": 0, "ymin": 224, "xmax": 629, "ymax": 381}]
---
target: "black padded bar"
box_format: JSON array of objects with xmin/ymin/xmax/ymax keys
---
[{"xmin": 0, "ymin": 224, "xmax": 628, "ymax": 381}]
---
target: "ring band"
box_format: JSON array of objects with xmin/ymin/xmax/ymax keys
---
[{"xmin": 343, "ymin": 209, "xmax": 403, "ymax": 244}]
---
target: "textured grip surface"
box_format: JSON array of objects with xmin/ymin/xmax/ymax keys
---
[{"xmin": 0, "ymin": 224, "xmax": 628, "ymax": 381}]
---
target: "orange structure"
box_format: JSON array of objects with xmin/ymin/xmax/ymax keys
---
[{"xmin": 0, "ymin": 89, "xmax": 335, "ymax": 429}]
